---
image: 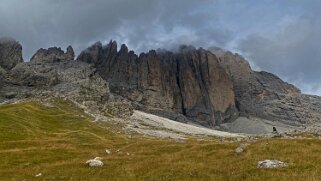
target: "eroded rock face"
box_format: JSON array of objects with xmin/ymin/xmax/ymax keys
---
[
  {"xmin": 0, "ymin": 40, "xmax": 132, "ymax": 119},
  {"xmin": 214, "ymin": 50, "xmax": 321, "ymax": 126},
  {"xmin": 0, "ymin": 38, "xmax": 23, "ymax": 70},
  {"xmin": 1, "ymin": 60, "xmax": 109, "ymax": 107},
  {"xmin": 78, "ymin": 42, "xmax": 238, "ymax": 126},
  {"xmin": 30, "ymin": 46, "xmax": 75, "ymax": 63},
  {"xmin": 66, "ymin": 46, "xmax": 75, "ymax": 61}
]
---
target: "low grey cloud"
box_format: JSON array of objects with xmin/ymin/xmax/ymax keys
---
[
  {"xmin": 238, "ymin": 16, "xmax": 321, "ymax": 95},
  {"xmin": 0, "ymin": 0, "xmax": 231, "ymax": 59},
  {"xmin": 1, "ymin": 0, "xmax": 321, "ymax": 95}
]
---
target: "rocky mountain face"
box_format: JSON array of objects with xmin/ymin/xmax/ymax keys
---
[
  {"xmin": 31, "ymin": 46, "xmax": 75, "ymax": 63},
  {"xmin": 1, "ymin": 38, "xmax": 321, "ymax": 133},
  {"xmin": 0, "ymin": 42, "xmax": 134, "ymax": 118},
  {"xmin": 0, "ymin": 43, "xmax": 107, "ymax": 111},
  {"xmin": 77, "ymin": 41, "xmax": 321, "ymax": 129},
  {"xmin": 213, "ymin": 49, "xmax": 321, "ymax": 127},
  {"xmin": 77, "ymin": 42, "xmax": 238, "ymax": 126}
]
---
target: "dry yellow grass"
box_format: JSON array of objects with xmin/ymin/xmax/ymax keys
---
[{"xmin": 0, "ymin": 100, "xmax": 321, "ymax": 180}]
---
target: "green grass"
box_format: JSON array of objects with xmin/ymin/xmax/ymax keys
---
[{"xmin": 0, "ymin": 100, "xmax": 321, "ymax": 180}]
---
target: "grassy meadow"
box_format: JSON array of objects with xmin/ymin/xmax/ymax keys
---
[{"xmin": 0, "ymin": 100, "xmax": 321, "ymax": 180}]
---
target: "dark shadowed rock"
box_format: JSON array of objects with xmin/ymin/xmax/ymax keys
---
[
  {"xmin": 77, "ymin": 41, "xmax": 107, "ymax": 65},
  {"xmin": 78, "ymin": 41, "xmax": 238, "ymax": 126},
  {"xmin": 0, "ymin": 66, "xmax": 6, "ymax": 75},
  {"xmin": 0, "ymin": 38, "xmax": 23, "ymax": 70},
  {"xmin": 66, "ymin": 46, "xmax": 75, "ymax": 61}
]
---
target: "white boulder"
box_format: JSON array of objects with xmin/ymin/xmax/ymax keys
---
[
  {"xmin": 86, "ymin": 157, "xmax": 104, "ymax": 167},
  {"xmin": 35, "ymin": 173, "xmax": 42, "ymax": 177},
  {"xmin": 105, "ymin": 149, "xmax": 112, "ymax": 154},
  {"xmin": 257, "ymin": 160, "xmax": 288, "ymax": 168}
]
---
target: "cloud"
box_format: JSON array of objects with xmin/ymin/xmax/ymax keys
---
[
  {"xmin": 0, "ymin": 0, "xmax": 233, "ymax": 60},
  {"xmin": 1, "ymin": 0, "xmax": 321, "ymax": 95},
  {"xmin": 0, "ymin": 0, "xmax": 155, "ymax": 58},
  {"xmin": 238, "ymin": 16, "xmax": 321, "ymax": 95}
]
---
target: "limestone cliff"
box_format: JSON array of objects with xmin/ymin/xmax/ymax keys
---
[
  {"xmin": 78, "ymin": 42, "xmax": 238, "ymax": 126},
  {"xmin": 213, "ymin": 49, "xmax": 321, "ymax": 126}
]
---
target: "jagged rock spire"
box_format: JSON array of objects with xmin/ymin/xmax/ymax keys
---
[{"xmin": 66, "ymin": 46, "xmax": 75, "ymax": 61}]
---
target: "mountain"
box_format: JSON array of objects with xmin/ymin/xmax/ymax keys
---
[
  {"xmin": 77, "ymin": 42, "xmax": 238, "ymax": 126},
  {"xmin": 214, "ymin": 50, "xmax": 321, "ymax": 132},
  {"xmin": 77, "ymin": 41, "xmax": 321, "ymax": 133},
  {"xmin": 1, "ymin": 38, "xmax": 321, "ymax": 134}
]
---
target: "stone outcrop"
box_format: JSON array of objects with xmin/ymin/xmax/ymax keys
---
[
  {"xmin": 30, "ymin": 46, "xmax": 75, "ymax": 63},
  {"xmin": 1, "ymin": 60, "xmax": 108, "ymax": 103},
  {"xmin": 0, "ymin": 38, "xmax": 23, "ymax": 70},
  {"xmin": 66, "ymin": 46, "xmax": 75, "ymax": 61},
  {"xmin": 214, "ymin": 50, "xmax": 321, "ymax": 126},
  {"xmin": 78, "ymin": 42, "xmax": 238, "ymax": 126},
  {"xmin": 0, "ymin": 42, "xmax": 133, "ymax": 119}
]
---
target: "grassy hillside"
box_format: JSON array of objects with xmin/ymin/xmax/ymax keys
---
[{"xmin": 0, "ymin": 100, "xmax": 321, "ymax": 180}]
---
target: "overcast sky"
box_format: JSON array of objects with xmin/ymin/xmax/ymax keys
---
[{"xmin": 1, "ymin": 0, "xmax": 321, "ymax": 95}]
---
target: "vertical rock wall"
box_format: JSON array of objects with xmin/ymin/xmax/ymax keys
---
[{"xmin": 78, "ymin": 42, "xmax": 238, "ymax": 126}]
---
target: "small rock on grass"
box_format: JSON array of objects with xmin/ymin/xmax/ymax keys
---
[
  {"xmin": 86, "ymin": 157, "xmax": 104, "ymax": 167},
  {"xmin": 35, "ymin": 173, "xmax": 42, "ymax": 177},
  {"xmin": 235, "ymin": 143, "xmax": 248, "ymax": 153},
  {"xmin": 105, "ymin": 149, "xmax": 112, "ymax": 154},
  {"xmin": 257, "ymin": 160, "xmax": 288, "ymax": 168}
]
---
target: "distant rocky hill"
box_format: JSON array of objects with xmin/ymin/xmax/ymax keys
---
[
  {"xmin": 1, "ymin": 37, "xmax": 321, "ymax": 134},
  {"xmin": 214, "ymin": 49, "xmax": 321, "ymax": 127}
]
